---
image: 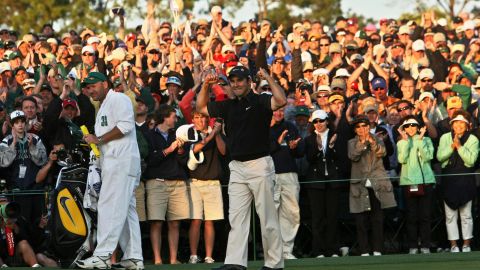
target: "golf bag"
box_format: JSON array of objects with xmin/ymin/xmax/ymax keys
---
[{"xmin": 47, "ymin": 147, "xmax": 97, "ymax": 268}]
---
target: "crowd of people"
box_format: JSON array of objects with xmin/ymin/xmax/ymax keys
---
[{"xmin": 0, "ymin": 2, "xmax": 480, "ymax": 268}]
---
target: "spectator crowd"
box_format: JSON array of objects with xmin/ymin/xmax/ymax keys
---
[{"xmin": 1, "ymin": 3, "xmax": 480, "ymax": 267}]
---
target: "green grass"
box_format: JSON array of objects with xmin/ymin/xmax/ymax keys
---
[{"xmin": 141, "ymin": 252, "xmax": 480, "ymax": 270}]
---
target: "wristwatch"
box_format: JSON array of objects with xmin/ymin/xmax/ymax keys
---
[{"xmin": 98, "ymin": 136, "xmax": 104, "ymax": 145}]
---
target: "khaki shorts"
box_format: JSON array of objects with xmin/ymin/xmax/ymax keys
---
[
  {"xmin": 145, "ymin": 179, "xmax": 191, "ymax": 221},
  {"xmin": 189, "ymin": 179, "xmax": 224, "ymax": 221},
  {"xmin": 135, "ymin": 181, "xmax": 147, "ymax": 222}
]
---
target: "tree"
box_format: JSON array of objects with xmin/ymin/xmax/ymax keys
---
[
  {"xmin": 0, "ymin": 0, "xmax": 196, "ymax": 36},
  {"xmin": 210, "ymin": 0, "xmax": 342, "ymax": 29},
  {"xmin": 435, "ymin": 0, "xmax": 476, "ymax": 17}
]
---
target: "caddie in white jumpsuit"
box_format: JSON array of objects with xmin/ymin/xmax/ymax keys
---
[{"xmin": 77, "ymin": 72, "xmax": 143, "ymax": 270}]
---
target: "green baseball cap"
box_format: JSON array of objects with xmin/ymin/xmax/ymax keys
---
[
  {"xmin": 81, "ymin": 72, "xmax": 107, "ymax": 88},
  {"xmin": 295, "ymin": 106, "xmax": 310, "ymax": 117},
  {"xmin": 8, "ymin": 51, "xmax": 20, "ymax": 61}
]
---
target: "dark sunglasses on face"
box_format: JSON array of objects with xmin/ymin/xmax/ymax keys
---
[
  {"xmin": 332, "ymin": 87, "xmax": 343, "ymax": 91},
  {"xmin": 320, "ymin": 44, "xmax": 330, "ymax": 47},
  {"xmin": 313, "ymin": 119, "xmax": 327, "ymax": 124},
  {"xmin": 148, "ymin": 50, "xmax": 160, "ymax": 54},
  {"xmin": 373, "ymin": 87, "xmax": 385, "ymax": 91},
  {"xmin": 421, "ymin": 79, "xmax": 433, "ymax": 82},
  {"xmin": 83, "ymin": 53, "xmax": 94, "ymax": 56},
  {"xmin": 403, "ymin": 123, "xmax": 418, "ymax": 129}
]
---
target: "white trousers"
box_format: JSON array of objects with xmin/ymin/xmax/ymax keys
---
[
  {"xmin": 224, "ymin": 156, "xmax": 284, "ymax": 268},
  {"xmin": 444, "ymin": 201, "xmax": 473, "ymax": 241},
  {"xmin": 94, "ymin": 157, "xmax": 143, "ymax": 260},
  {"xmin": 273, "ymin": 172, "xmax": 300, "ymax": 254}
]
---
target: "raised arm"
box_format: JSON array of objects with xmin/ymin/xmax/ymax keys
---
[{"xmin": 257, "ymin": 68, "xmax": 286, "ymax": 111}]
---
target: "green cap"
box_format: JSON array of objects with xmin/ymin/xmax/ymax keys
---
[
  {"xmin": 295, "ymin": 106, "xmax": 310, "ymax": 117},
  {"xmin": 7, "ymin": 51, "xmax": 20, "ymax": 61},
  {"xmin": 81, "ymin": 72, "xmax": 107, "ymax": 88}
]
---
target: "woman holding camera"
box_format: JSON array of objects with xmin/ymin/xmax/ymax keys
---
[
  {"xmin": 348, "ymin": 115, "xmax": 396, "ymax": 256},
  {"xmin": 437, "ymin": 110, "xmax": 479, "ymax": 253},
  {"xmin": 396, "ymin": 116, "xmax": 435, "ymax": 254}
]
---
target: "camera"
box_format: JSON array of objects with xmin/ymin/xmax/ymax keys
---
[
  {"xmin": 215, "ymin": 118, "xmax": 224, "ymax": 125},
  {"xmin": 110, "ymin": 7, "xmax": 125, "ymax": 17},
  {"xmin": 0, "ymin": 202, "xmax": 20, "ymax": 219},
  {"xmin": 55, "ymin": 149, "xmax": 68, "ymax": 161}
]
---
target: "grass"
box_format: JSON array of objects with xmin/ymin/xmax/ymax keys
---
[{"xmin": 140, "ymin": 252, "xmax": 480, "ymax": 270}]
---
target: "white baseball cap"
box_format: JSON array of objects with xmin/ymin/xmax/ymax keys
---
[
  {"xmin": 0, "ymin": 62, "xmax": 11, "ymax": 74},
  {"xmin": 310, "ymin": 110, "xmax": 328, "ymax": 122},
  {"xmin": 398, "ymin": 25, "xmax": 410, "ymax": 35},
  {"xmin": 10, "ymin": 110, "xmax": 26, "ymax": 121},
  {"xmin": 81, "ymin": 45, "xmax": 95, "ymax": 55},
  {"xmin": 105, "ymin": 48, "xmax": 126, "ymax": 62},
  {"xmin": 87, "ymin": 36, "xmax": 101, "ymax": 45},
  {"xmin": 334, "ymin": 68, "xmax": 350, "ymax": 78},
  {"xmin": 419, "ymin": 91, "xmax": 434, "ymax": 102},
  {"xmin": 412, "ymin": 39, "xmax": 425, "ymax": 51},
  {"xmin": 419, "ymin": 68, "xmax": 434, "ymax": 80},
  {"xmin": 47, "ymin": 38, "xmax": 58, "ymax": 45}
]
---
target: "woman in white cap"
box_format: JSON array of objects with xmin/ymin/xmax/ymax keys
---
[
  {"xmin": 396, "ymin": 116, "xmax": 435, "ymax": 254},
  {"xmin": 437, "ymin": 110, "xmax": 479, "ymax": 253},
  {"xmin": 304, "ymin": 110, "xmax": 341, "ymax": 257}
]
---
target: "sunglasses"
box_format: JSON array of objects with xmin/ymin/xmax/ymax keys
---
[
  {"xmin": 320, "ymin": 44, "xmax": 330, "ymax": 47},
  {"xmin": 373, "ymin": 87, "xmax": 385, "ymax": 91},
  {"xmin": 355, "ymin": 123, "xmax": 369, "ymax": 128},
  {"xmin": 332, "ymin": 87, "xmax": 343, "ymax": 91},
  {"xmin": 403, "ymin": 123, "xmax": 418, "ymax": 128},
  {"xmin": 313, "ymin": 119, "xmax": 327, "ymax": 124},
  {"xmin": 82, "ymin": 53, "xmax": 94, "ymax": 56},
  {"xmin": 421, "ymin": 79, "xmax": 433, "ymax": 82},
  {"xmin": 397, "ymin": 106, "xmax": 411, "ymax": 112},
  {"xmin": 148, "ymin": 50, "xmax": 160, "ymax": 54}
]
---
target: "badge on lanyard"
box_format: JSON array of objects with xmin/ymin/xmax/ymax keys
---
[{"xmin": 18, "ymin": 165, "xmax": 27, "ymax": 179}]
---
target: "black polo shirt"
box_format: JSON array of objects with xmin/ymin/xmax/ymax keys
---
[{"xmin": 207, "ymin": 90, "xmax": 272, "ymax": 161}]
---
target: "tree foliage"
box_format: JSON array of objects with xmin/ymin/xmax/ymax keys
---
[
  {"xmin": 210, "ymin": 0, "xmax": 342, "ymax": 28},
  {"xmin": 0, "ymin": 0, "xmax": 196, "ymax": 36}
]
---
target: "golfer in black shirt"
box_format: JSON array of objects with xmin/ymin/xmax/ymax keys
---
[{"xmin": 197, "ymin": 66, "xmax": 286, "ymax": 270}]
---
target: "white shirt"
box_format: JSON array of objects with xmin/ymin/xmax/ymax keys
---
[
  {"xmin": 95, "ymin": 90, "xmax": 140, "ymax": 163},
  {"xmin": 314, "ymin": 128, "xmax": 329, "ymax": 154}
]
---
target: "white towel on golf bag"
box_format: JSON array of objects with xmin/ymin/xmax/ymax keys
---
[{"xmin": 84, "ymin": 152, "xmax": 102, "ymax": 211}]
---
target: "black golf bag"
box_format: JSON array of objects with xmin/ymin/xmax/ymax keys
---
[{"xmin": 47, "ymin": 147, "xmax": 97, "ymax": 268}]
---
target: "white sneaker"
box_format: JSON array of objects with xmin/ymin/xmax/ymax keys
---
[
  {"xmin": 188, "ymin": 255, "xmax": 201, "ymax": 264},
  {"xmin": 316, "ymin": 255, "xmax": 325, "ymax": 258},
  {"xmin": 331, "ymin": 254, "xmax": 339, "ymax": 257},
  {"xmin": 361, "ymin": 253, "xmax": 370, "ymax": 256},
  {"xmin": 373, "ymin": 251, "xmax": 382, "ymax": 256},
  {"xmin": 283, "ymin": 253, "xmax": 297, "ymax": 260},
  {"xmin": 409, "ymin": 248, "xmax": 418, "ymax": 255},
  {"xmin": 462, "ymin": 246, "xmax": 471, "ymax": 253},
  {"xmin": 339, "ymin": 247, "xmax": 349, "ymax": 257},
  {"xmin": 420, "ymin": 248, "xmax": 430, "ymax": 254},
  {"xmin": 111, "ymin": 259, "xmax": 144, "ymax": 270},
  {"xmin": 31, "ymin": 264, "xmax": 41, "ymax": 268},
  {"xmin": 450, "ymin": 246, "xmax": 460, "ymax": 253},
  {"xmin": 204, "ymin": 257, "xmax": 215, "ymax": 264},
  {"xmin": 76, "ymin": 256, "xmax": 112, "ymax": 269}
]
